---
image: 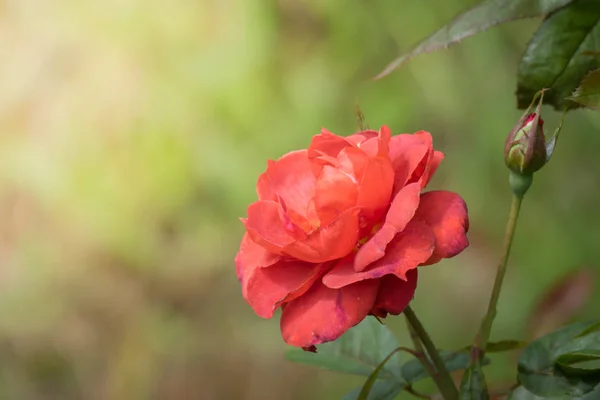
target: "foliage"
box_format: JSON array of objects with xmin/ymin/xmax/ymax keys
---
[
  {"xmin": 288, "ymin": 318, "xmax": 489, "ymax": 400},
  {"xmin": 286, "ymin": 0, "xmax": 600, "ymax": 399},
  {"xmin": 516, "ymin": 0, "xmax": 600, "ymax": 110},
  {"xmin": 375, "ymin": 0, "xmax": 577, "ymax": 80},
  {"xmin": 378, "ymin": 0, "xmax": 600, "ymax": 113},
  {"xmin": 517, "ymin": 321, "xmax": 600, "ymax": 398},
  {"xmin": 2, "ymin": 0, "xmax": 600, "ymax": 399},
  {"xmin": 570, "ymin": 69, "xmax": 600, "ymax": 111}
]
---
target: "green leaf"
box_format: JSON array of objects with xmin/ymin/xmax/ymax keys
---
[
  {"xmin": 344, "ymin": 350, "xmax": 488, "ymax": 400},
  {"xmin": 517, "ymin": 320, "xmax": 600, "ymax": 398},
  {"xmin": 510, "ymin": 384, "xmax": 600, "ymax": 400},
  {"xmin": 401, "ymin": 350, "xmax": 489, "ymax": 383},
  {"xmin": 486, "ymin": 340, "xmax": 527, "ymax": 353},
  {"xmin": 459, "ymin": 360, "xmax": 490, "ymax": 400},
  {"xmin": 285, "ymin": 317, "xmax": 402, "ymax": 380},
  {"xmin": 575, "ymin": 321, "xmax": 600, "ymax": 338},
  {"xmin": 508, "ymin": 386, "xmax": 547, "ymax": 400},
  {"xmin": 557, "ymin": 350, "xmax": 600, "ymax": 376},
  {"xmin": 569, "ymin": 69, "xmax": 600, "ymax": 111},
  {"xmin": 461, "ymin": 340, "xmax": 527, "ymax": 353},
  {"xmin": 357, "ymin": 348, "xmax": 405, "ymax": 400},
  {"xmin": 375, "ymin": 0, "xmax": 576, "ymax": 79},
  {"xmin": 342, "ymin": 380, "xmax": 404, "ymax": 400},
  {"xmin": 516, "ymin": 0, "xmax": 600, "ymax": 110}
]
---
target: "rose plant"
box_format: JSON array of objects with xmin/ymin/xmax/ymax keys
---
[{"xmin": 233, "ymin": 0, "xmax": 600, "ymax": 398}]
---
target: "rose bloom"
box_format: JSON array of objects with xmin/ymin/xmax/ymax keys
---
[{"xmin": 235, "ymin": 126, "xmax": 469, "ymax": 350}]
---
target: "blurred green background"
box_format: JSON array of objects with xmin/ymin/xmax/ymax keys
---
[{"xmin": 1, "ymin": 0, "xmax": 599, "ymax": 399}]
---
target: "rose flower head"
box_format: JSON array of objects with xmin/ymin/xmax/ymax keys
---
[{"xmin": 235, "ymin": 126, "xmax": 469, "ymax": 350}]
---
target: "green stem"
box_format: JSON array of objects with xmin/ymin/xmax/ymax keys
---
[
  {"xmin": 404, "ymin": 306, "xmax": 459, "ymax": 400},
  {"xmin": 405, "ymin": 315, "xmax": 438, "ymax": 386},
  {"xmin": 476, "ymin": 193, "xmax": 524, "ymax": 352}
]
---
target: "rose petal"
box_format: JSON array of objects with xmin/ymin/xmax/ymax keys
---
[
  {"xmin": 239, "ymin": 257, "xmax": 323, "ymax": 319},
  {"xmin": 256, "ymin": 150, "xmax": 317, "ymax": 221},
  {"xmin": 421, "ymin": 151, "xmax": 444, "ymax": 188},
  {"xmin": 280, "ymin": 279, "xmax": 379, "ymax": 348},
  {"xmin": 345, "ymin": 130, "xmax": 379, "ymax": 146},
  {"xmin": 308, "ymin": 129, "xmax": 352, "ymax": 160},
  {"xmin": 405, "ymin": 144, "xmax": 442, "ymax": 190},
  {"xmin": 308, "ymin": 129, "xmax": 381, "ymax": 178},
  {"xmin": 355, "ymin": 155, "xmax": 394, "ymax": 228},
  {"xmin": 336, "ymin": 146, "xmax": 368, "ymax": 181},
  {"xmin": 355, "ymin": 126, "xmax": 391, "ymax": 158},
  {"xmin": 309, "ymin": 129, "xmax": 379, "ymax": 160},
  {"xmin": 334, "ymin": 145, "xmax": 395, "ymax": 231},
  {"xmin": 308, "ymin": 129, "xmax": 353, "ymax": 178},
  {"xmin": 283, "ymin": 207, "xmax": 360, "ymax": 263},
  {"xmin": 244, "ymin": 200, "xmax": 300, "ymax": 254},
  {"xmin": 313, "ymin": 165, "xmax": 359, "ymax": 226},
  {"xmin": 278, "ymin": 195, "xmax": 314, "ymax": 233},
  {"xmin": 389, "ymin": 131, "xmax": 433, "ymax": 194},
  {"xmin": 412, "ymin": 191, "xmax": 469, "ymax": 265},
  {"xmin": 370, "ymin": 269, "xmax": 418, "ymax": 318},
  {"xmin": 323, "ymin": 221, "xmax": 434, "ymax": 288},
  {"xmin": 354, "ymin": 183, "xmax": 421, "ymax": 271},
  {"xmin": 235, "ymin": 234, "xmax": 281, "ymax": 283}
]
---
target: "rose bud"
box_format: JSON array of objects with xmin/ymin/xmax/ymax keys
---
[
  {"xmin": 503, "ymin": 89, "xmax": 564, "ymax": 197},
  {"xmin": 504, "ymin": 112, "xmax": 547, "ymax": 175}
]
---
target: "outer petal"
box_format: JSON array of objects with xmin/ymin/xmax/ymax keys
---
[
  {"xmin": 388, "ymin": 131, "xmax": 433, "ymax": 195},
  {"xmin": 353, "ymin": 183, "xmax": 421, "ymax": 271},
  {"xmin": 323, "ymin": 221, "xmax": 435, "ymax": 288},
  {"xmin": 280, "ymin": 279, "xmax": 379, "ymax": 348},
  {"xmin": 412, "ymin": 191, "xmax": 469, "ymax": 265},
  {"xmin": 256, "ymin": 150, "xmax": 317, "ymax": 220},
  {"xmin": 239, "ymin": 258, "xmax": 323, "ymax": 318},
  {"xmin": 235, "ymin": 233, "xmax": 281, "ymax": 283},
  {"xmin": 244, "ymin": 200, "xmax": 300, "ymax": 254},
  {"xmin": 282, "ymin": 207, "xmax": 360, "ymax": 263},
  {"xmin": 370, "ymin": 269, "xmax": 418, "ymax": 318}
]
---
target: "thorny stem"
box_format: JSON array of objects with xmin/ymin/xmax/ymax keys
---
[
  {"xmin": 475, "ymin": 194, "xmax": 524, "ymax": 354},
  {"xmin": 404, "ymin": 306, "xmax": 459, "ymax": 400}
]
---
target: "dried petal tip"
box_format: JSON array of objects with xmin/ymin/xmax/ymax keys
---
[
  {"xmin": 504, "ymin": 112, "xmax": 547, "ymax": 175},
  {"xmin": 302, "ymin": 345, "xmax": 317, "ymax": 353}
]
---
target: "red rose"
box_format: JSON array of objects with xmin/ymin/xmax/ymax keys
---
[{"xmin": 235, "ymin": 126, "xmax": 469, "ymax": 349}]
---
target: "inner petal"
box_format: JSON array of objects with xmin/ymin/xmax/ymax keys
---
[
  {"xmin": 322, "ymin": 221, "xmax": 435, "ymax": 288},
  {"xmin": 353, "ymin": 182, "xmax": 422, "ymax": 271},
  {"xmin": 313, "ymin": 165, "xmax": 359, "ymax": 226},
  {"xmin": 256, "ymin": 150, "xmax": 317, "ymax": 220}
]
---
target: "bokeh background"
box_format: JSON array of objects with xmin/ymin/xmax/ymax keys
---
[{"xmin": 1, "ymin": 0, "xmax": 599, "ymax": 399}]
